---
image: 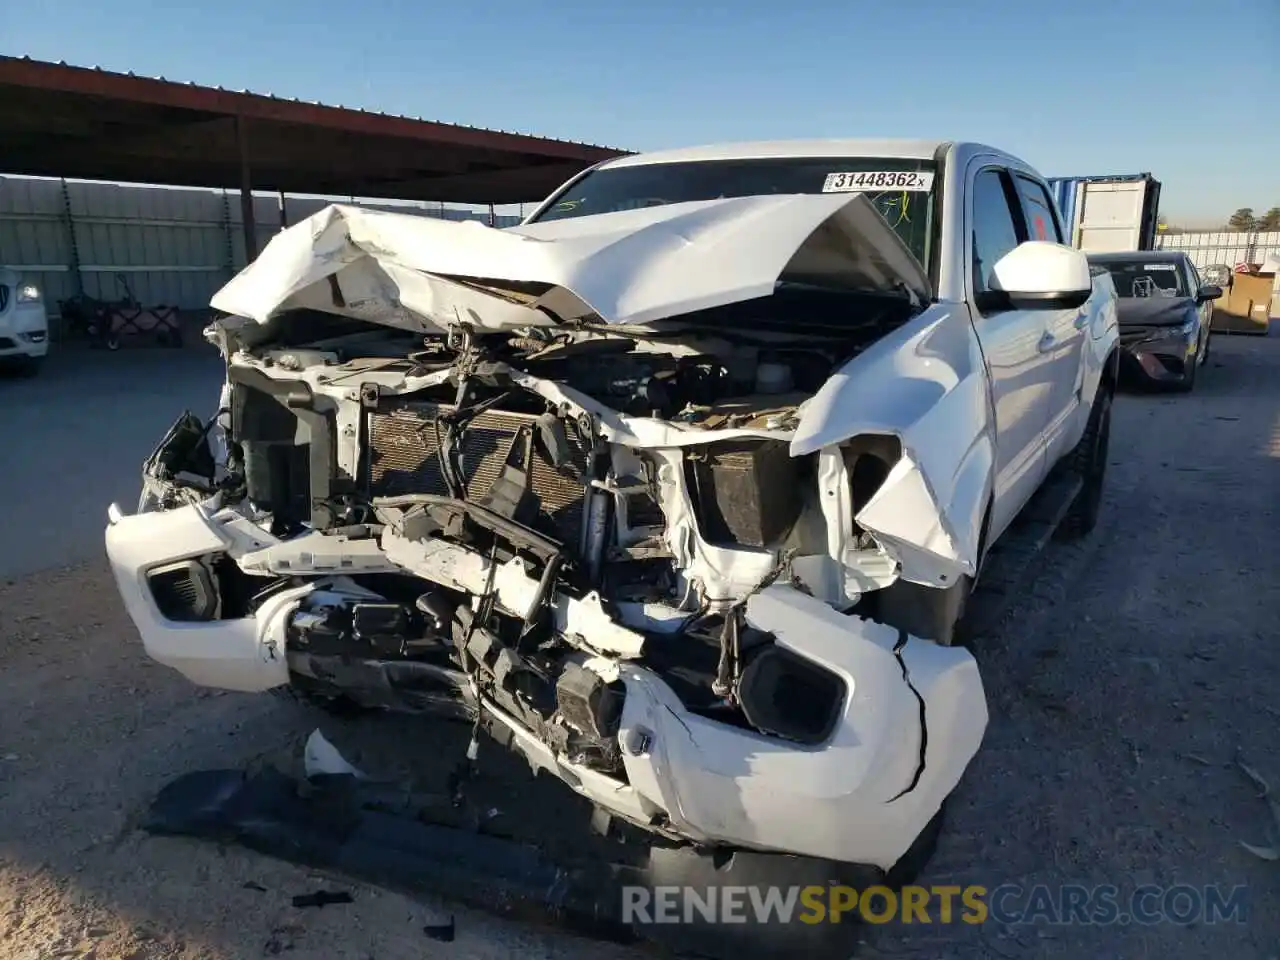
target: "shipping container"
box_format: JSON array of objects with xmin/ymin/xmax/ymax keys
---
[{"xmin": 1046, "ymin": 174, "xmax": 1162, "ymax": 253}]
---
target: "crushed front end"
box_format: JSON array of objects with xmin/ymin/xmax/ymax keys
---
[{"xmin": 105, "ymin": 199, "xmax": 987, "ymax": 872}]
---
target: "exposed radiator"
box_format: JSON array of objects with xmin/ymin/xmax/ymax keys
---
[{"xmin": 367, "ymin": 401, "xmax": 592, "ymax": 547}]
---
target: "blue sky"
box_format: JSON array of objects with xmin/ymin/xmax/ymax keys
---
[{"xmin": 4, "ymin": 0, "xmax": 1277, "ymax": 223}]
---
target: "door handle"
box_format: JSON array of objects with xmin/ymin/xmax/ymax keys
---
[{"xmin": 1037, "ymin": 330, "xmax": 1057, "ymax": 353}]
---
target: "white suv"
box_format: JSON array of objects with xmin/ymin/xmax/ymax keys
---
[{"xmin": 0, "ymin": 268, "xmax": 50, "ymax": 375}]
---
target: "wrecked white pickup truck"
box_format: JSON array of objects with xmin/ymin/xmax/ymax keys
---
[{"xmin": 105, "ymin": 139, "xmax": 1118, "ymax": 877}]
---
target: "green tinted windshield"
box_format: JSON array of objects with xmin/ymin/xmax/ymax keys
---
[{"xmin": 530, "ymin": 156, "xmax": 938, "ymax": 266}]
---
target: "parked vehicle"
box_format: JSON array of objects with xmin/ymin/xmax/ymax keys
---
[
  {"xmin": 1047, "ymin": 173, "xmax": 1162, "ymax": 252},
  {"xmin": 104, "ymin": 139, "xmax": 1119, "ymax": 891},
  {"xmin": 1087, "ymin": 250, "xmax": 1220, "ymax": 391},
  {"xmin": 0, "ymin": 267, "xmax": 49, "ymax": 375}
]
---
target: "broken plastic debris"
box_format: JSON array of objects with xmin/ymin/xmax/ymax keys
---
[
  {"xmin": 1236, "ymin": 754, "xmax": 1280, "ymax": 861},
  {"xmin": 303, "ymin": 729, "xmax": 365, "ymax": 780},
  {"xmin": 291, "ymin": 889, "xmax": 354, "ymax": 908},
  {"xmin": 141, "ymin": 766, "xmax": 877, "ymax": 959},
  {"xmin": 424, "ymin": 917, "xmax": 456, "ymax": 942}
]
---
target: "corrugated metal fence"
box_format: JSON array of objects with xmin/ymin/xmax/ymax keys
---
[
  {"xmin": 1155, "ymin": 230, "xmax": 1280, "ymax": 269},
  {"xmin": 0, "ymin": 176, "xmax": 522, "ymax": 325}
]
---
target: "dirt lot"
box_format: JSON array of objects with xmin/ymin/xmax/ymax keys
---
[{"xmin": 1, "ymin": 337, "xmax": 1277, "ymax": 959}]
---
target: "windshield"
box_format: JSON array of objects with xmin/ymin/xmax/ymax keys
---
[
  {"xmin": 1091, "ymin": 259, "xmax": 1188, "ymax": 299},
  {"xmin": 530, "ymin": 156, "xmax": 938, "ymax": 267}
]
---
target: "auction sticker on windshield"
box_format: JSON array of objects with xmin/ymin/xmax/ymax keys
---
[{"xmin": 822, "ymin": 171, "xmax": 935, "ymax": 193}]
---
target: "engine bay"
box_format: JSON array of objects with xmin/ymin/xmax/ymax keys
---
[{"xmin": 136, "ymin": 304, "xmax": 920, "ymax": 827}]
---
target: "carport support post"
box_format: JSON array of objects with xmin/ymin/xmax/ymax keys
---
[
  {"xmin": 236, "ymin": 115, "xmax": 258, "ymax": 263},
  {"xmin": 59, "ymin": 178, "xmax": 84, "ymax": 299}
]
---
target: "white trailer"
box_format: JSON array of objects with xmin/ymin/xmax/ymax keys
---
[{"xmin": 1048, "ymin": 174, "xmax": 1162, "ymax": 252}]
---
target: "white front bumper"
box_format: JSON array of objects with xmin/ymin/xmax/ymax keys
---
[
  {"xmin": 105, "ymin": 503, "xmax": 989, "ymax": 870},
  {"xmin": 105, "ymin": 502, "xmax": 301, "ymax": 692},
  {"xmin": 488, "ymin": 586, "xmax": 987, "ymax": 870}
]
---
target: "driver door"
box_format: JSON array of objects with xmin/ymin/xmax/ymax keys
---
[
  {"xmin": 1011, "ymin": 173, "xmax": 1092, "ymax": 466},
  {"xmin": 965, "ymin": 164, "xmax": 1055, "ymax": 542}
]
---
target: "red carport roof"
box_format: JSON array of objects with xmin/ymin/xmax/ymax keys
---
[{"xmin": 0, "ymin": 56, "xmax": 630, "ymax": 204}]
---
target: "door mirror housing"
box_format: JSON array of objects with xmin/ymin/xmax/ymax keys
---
[
  {"xmin": 990, "ymin": 241, "xmax": 1093, "ymax": 310},
  {"xmin": 1196, "ymin": 283, "xmax": 1223, "ymax": 303}
]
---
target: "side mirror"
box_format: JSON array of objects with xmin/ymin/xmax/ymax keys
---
[
  {"xmin": 1196, "ymin": 283, "xmax": 1223, "ymax": 303},
  {"xmin": 990, "ymin": 242, "xmax": 1093, "ymax": 310}
]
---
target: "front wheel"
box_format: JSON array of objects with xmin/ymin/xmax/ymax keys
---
[{"xmin": 1057, "ymin": 387, "xmax": 1112, "ymax": 541}]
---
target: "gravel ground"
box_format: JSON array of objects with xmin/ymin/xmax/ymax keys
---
[{"xmin": 1, "ymin": 336, "xmax": 1277, "ymax": 959}]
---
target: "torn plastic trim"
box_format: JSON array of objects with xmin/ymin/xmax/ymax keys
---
[
  {"xmin": 380, "ymin": 524, "xmax": 647, "ymax": 659},
  {"xmin": 481, "ymin": 693, "xmax": 674, "ymax": 835},
  {"xmin": 574, "ymin": 584, "xmax": 989, "ymax": 869},
  {"xmin": 237, "ymin": 529, "xmax": 402, "ymax": 577},
  {"xmin": 854, "ymin": 452, "xmax": 972, "ymax": 587},
  {"xmin": 103, "ymin": 501, "xmax": 323, "ymax": 692},
  {"xmin": 783, "ymin": 304, "xmax": 994, "ymax": 585}
]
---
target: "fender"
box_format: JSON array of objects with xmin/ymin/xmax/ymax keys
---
[{"xmin": 791, "ymin": 303, "xmax": 994, "ymax": 586}]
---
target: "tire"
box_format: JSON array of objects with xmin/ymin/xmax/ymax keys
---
[{"xmin": 1057, "ymin": 386, "xmax": 1112, "ymax": 541}]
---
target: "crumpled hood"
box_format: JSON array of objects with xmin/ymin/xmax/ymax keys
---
[
  {"xmin": 1116, "ymin": 296, "xmax": 1195, "ymax": 328},
  {"xmin": 210, "ymin": 195, "xmax": 931, "ymax": 334}
]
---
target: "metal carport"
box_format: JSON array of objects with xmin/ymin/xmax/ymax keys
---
[{"xmin": 0, "ymin": 56, "xmax": 627, "ymax": 258}]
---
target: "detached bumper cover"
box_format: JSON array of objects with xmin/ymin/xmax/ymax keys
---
[
  {"xmin": 105, "ymin": 502, "xmax": 301, "ymax": 692},
  {"xmin": 597, "ymin": 586, "xmax": 986, "ymax": 869}
]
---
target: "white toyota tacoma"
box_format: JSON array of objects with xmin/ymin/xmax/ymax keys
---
[{"xmin": 105, "ymin": 139, "xmax": 1118, "ymax": 877}]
